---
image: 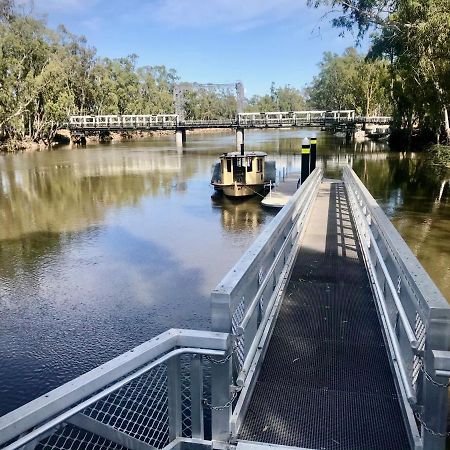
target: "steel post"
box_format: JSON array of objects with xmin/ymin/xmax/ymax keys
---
[
  {"xmin": 168, "ymin": 355, "xmax": 182, "ymax": 441},
  {"xmin": 310, "ymin": 135, "xmax": 317, "ymax": 171},
  {"xmin": 236, "ymin": 128, "xmax": 244, "ymax": 148},
  {"xmin": 211, "ymin": 356, "xmax": 233, "ymax": 442},
  {"xmin": 190, "ymin": 355, "xmax": 204, "ymax": 439},
  {"xmin": 300, "ymin": 137, "xmax": 310, "ymax": 184},
  {"xmin": 421, "ymin": 312, "xmax": 450, "ymax": 450}
]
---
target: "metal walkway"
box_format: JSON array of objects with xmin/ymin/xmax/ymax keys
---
[
  {"xmin": 238, "ymin": 180, "xmax": 409, "ymax": 449},
  {"xmin": 2, "ymin": 167, "xmax": 450, "ymax": 450}
]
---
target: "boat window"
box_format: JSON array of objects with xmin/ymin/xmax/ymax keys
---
[
  {"xmin": 236, "ymin": 158, "xmax": 243, "ymax": 167},
  {"xmin": 227, "ymin": 159, "xmax": 232, "ymax": 172},
  {"xmin": 247, "ymin": 157, "xmax": 253, "ymax": 172},
  {"xmin": 257, "ymin": 158, "xmax": 263, "ymax": 173}
]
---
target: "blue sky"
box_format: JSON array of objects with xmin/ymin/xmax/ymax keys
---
[{"xmin": 32, "ymin": 0, "xmax": 366, "ymax": 97}]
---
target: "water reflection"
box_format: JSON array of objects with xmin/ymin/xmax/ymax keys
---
[
  {"xmin": 352, "ymin": 154, "xmax": 450, "ymax": 298},
  {"xmin": 211, "ymin": 194, "xmax": 275, "ymax": 233},
  {"xmin": 0, "ymin": 130, "xmax": 449, "ymax": 418},
  {"xmin": 0, "ymin": 150, "xmax": 189, "ymax": 241}
]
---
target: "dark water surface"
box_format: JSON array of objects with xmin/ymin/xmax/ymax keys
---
[{"xmin": 0, "ymin": 129, "xmax": 449, "ymax": 416}]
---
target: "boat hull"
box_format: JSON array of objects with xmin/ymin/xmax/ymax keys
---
[{"xmin": 213, "ymin": 183, "xmax": 265, "ymax": 198}]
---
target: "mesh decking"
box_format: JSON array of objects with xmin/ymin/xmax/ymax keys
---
[{"xmin": 238, "ymin": 181, "xmax": 410, "ymax": 450}]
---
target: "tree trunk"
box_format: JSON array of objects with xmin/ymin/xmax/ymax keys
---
[{"xmin": 443, "ymin": 106, "xmax": 450, "ymax": 143}]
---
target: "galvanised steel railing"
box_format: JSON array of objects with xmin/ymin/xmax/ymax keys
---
[
  {"xmin": 0, "ymin": 329, "xmax": 229, "ymax": 450},
  {"xmin": 0, "ymin": 169, "xmax": 323, "ymax": 450},
  {"xmin": 343, "ymin": 165, "xmax": 450, "ymax": 450},
  {"xmin": 211, "ymin": 167, "xmax": 323, "ymax": 439}
]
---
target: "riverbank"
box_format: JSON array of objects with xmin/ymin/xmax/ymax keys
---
[{"xmin": 0, "ymin": 128, "xmax": 234, "ymax": 152}]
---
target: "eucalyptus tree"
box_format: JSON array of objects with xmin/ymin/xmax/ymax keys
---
[
  {"xmin": 307, "ymin": 0, "xmax": 450, "ymax": 141},
  {"xmin": 246, "ymin": 84, "xmax": 306, "ymax": 112}
]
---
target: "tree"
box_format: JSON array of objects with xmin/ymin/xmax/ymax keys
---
[
  {"xmin": 308, "ymin": 0, "xmax": 450, "ymax": 142},
  {"xmin": 246, "ymin": 84, "xmax": 306, "ymax": 112}
]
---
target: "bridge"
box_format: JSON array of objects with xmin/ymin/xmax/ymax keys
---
[
  {"xmin": 1, "ymin": 166, "xmax": 449, "ymax": 450},
  {"xmin": 68, "ymin": 111, "xmax": 393, "ymax": 145}
]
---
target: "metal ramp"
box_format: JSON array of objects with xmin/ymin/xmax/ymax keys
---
[
  {"xmin": 2, "ymin": 167, "xmax": 450, "ymax": 450},
  {"xmin": 238, "ymin": 180, "xmax": 409, "ymax": 449}
]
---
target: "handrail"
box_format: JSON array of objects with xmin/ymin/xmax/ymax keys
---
[
  {"xmin": 343, "ymin": 165, "xmax": 450, "ymax": 449},
  {"xmin": 2, "ymin": 347, "xmax": 225, "ymax": 450},
  {"xmin": 344, "ymin": 168, "xmax": 417, "ymax": 402},
  {"xmin": 350, "ymin": 188, "xmax": 418, "ymax": 349},
  {"xmin": 0, "ymin": 329, "xmax": 229, "ymax": 448}
]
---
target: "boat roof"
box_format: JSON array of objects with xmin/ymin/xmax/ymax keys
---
[{"xmin": 220, "ymin": 151, "xmax": 267, "ymax": 158}]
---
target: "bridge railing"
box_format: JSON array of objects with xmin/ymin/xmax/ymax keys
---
[
  {"xmin": 356, "ymin": 116, "xmax": 393, "ymax": 124},
  {"xmin": 68, "ymin": 111, "xmax": 396, "ymax": 131},
  {"xmin": 0, "ymin": 329, "xmax": 229, "ymax": 450},
  {"xmin": 211, "ymin": 167, "xmax": 323, "ymax": 438},
  {"xmin": 343, "ymin": 165, "xmax": 450, "ymax": 450}
]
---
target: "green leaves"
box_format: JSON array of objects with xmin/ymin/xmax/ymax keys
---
[{"xmin": 308, "ymin": 0, "xmax": 450, "ymax": 141}]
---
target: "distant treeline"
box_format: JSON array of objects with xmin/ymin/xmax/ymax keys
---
[{"xmin": 1, "ymin": 0, "xmax": 449, "ymax": 148}]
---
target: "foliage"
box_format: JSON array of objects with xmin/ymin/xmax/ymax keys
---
[
  {"xmin": 305, "ymin": 48, "xmax": 390, "ymax": 115},
  {"xmin": 307, "ymin": 0, "xmax": 450, "ymax": 143},
  {"xmin": 246, "ymin": 83, "xmax": 306, "ymax": 112},
  {"xmin": 0, "ymin": 2, "xmax": 180, "ymax": 146},
  {"xmin": 184, "ymin": 88, "xmax": 237, "ymax": 120}
]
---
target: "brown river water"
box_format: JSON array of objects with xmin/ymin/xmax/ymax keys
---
[{"xmin": 0, "ymin": 129, "xmax": 449, "ymax": 416}]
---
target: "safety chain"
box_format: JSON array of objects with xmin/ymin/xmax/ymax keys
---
[
  {"xmin": 418, "ymin": 357, "xmax": 450, "ymax": 389},
  {"xmin": 203, "ymin": 385, "xmax": 243, "ymax": 411},
  {"xmin": 415, "ymin": 412, "xmax": 450, "ymax": 437},
  {"xmin": 204, "ymin": 334, "xmax": 243, "ymax": 365},
  {"xmin": 202, "ymin": 334, "xmax": 244, "ymax": 410}
]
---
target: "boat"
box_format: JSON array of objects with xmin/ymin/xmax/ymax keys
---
[{"xmin": 211, "ymin": 147, "xmax": 275, "ymax": 198}]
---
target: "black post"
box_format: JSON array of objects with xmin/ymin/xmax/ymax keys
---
[
  {"xmin": 301, "ymin": 137, "xmax": 310, "ymax": 184},
  {"xmin": 310, "ymin": 135, "xmax": 317, "ymax": 171},
  {"xmin": 240, "ymin": 143, "xmax": 245, "ymax": 156}
]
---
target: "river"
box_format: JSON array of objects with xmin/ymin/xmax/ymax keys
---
[{"xmin": 0, "ymin": 129, "xmax": 449, "ymax": 416}]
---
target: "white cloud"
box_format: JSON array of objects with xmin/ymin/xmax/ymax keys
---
[{"xmin": 149, "ymin": 0, "xmax": 311, "ymax": 31}]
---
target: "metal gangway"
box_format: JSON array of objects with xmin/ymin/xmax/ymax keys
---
[{"xmin": 1, "ymin": 166, "xmax": 450, "ymax": 450}]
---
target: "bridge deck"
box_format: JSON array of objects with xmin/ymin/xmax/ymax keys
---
[{"xmin": 238, "ymin": 180, "xmax": 410, "ymax": 449}]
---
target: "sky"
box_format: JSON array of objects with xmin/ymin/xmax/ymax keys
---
[{"xmin": 30, "ymin": 0, "xmax": 367, "ymax": 97}]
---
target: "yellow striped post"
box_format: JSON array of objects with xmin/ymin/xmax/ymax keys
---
[
  {"xmin": 301, "ymin": 137, "xmax": 310, "ymax": 184},
  {"xmin": 310, "ymin": 134, "xmax": 317, "ymax": 171}
]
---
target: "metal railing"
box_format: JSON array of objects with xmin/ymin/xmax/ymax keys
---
[
  {"xmin": 68, "ymin": 113, "xmax": 393, "ymax": 131},
  {"xmin": 0, "ymin": 329, "xmax": 229, "ymax": 450},
  {"xmin": 343, "ymin": 166, "xmax": 450, "ymax": 450},
  {"xmin": 211, "ymin": 167, "xmax": 323, "ymax": 438}
]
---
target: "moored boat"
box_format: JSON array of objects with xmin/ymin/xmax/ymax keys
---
[{"xmin": 211, "ymin": 148, "xmax": 275, "ymax": 198}]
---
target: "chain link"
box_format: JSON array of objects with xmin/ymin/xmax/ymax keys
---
[
  {"xmin": 204, "ymin": 334, "xmax": 243, "ymax": 365},
  {"xmin": 415, "ymin": 412, "xmax": 450, "ymax": 437},
  {"xmin": 418, "ymin": 358, "xmax": 450, "ymax": 389},
  {"xmin": 203, "ymin": 386, "xmax": 243, "ymax": 411}
]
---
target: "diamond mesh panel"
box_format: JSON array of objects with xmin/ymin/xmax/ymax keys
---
[
  {"xmin": 180, "ymin": 356, "xmax": 192, "ymax": 438},
  {"xmin": 83, "ymin": 364, "xmax": 169, "ymax": 448},
  {"xmin": 28, "ymin": 356, "xmax": 199, "ymax": 450},
  {"xmin": 36, "ymin": 425, "xmax": 127, "ymax": 450},
  {"xmin": 412, "ymin": 313, "xmax": 426, "ymax": 388},
  {"xmin": 232, "ymin": 298, "xmax": 246, "ymax": 371}
]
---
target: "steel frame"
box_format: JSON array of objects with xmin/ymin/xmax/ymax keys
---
[
  {"xmin": 343, "ymin": 166, "xmax": 450, "ymax": 450},
  {"xmin": 0, "ymin": 329, "xmax": 229, "ymax": 450}
]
